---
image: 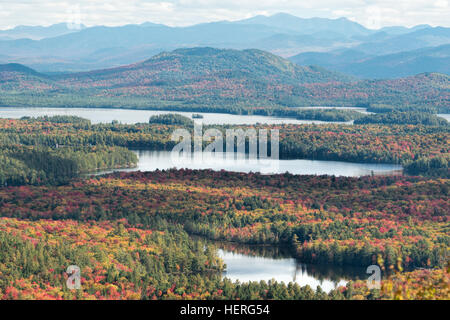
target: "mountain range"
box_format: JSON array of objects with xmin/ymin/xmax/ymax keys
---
[
  {"xmin": 290, "ymin": 44, "xmax": 450, "ymax": 79},
  {"xmin": 1, "ymin": 47, "xmax": 448, "ymax": 111},
  {"xmin": 0, "ymin": 13, "xmax": 448, "ymax": 79},
  {"xmin": 0, "ymin": 23, "xmax": 86, "ymax": 40}
]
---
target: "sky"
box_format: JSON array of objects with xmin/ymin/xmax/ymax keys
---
[{"xmin": 0, "ymin": 0, "xmax": 449, "ymax": 30}]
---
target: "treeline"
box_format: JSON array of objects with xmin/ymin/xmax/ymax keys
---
[
  {"xmin": 21, "ymin": 115, "xmax": 92, "ymax": 126},
  {"xmin": 404, "ymin": 156, "xmax": 449, "ymax": 177},
  {"xmin": 354, "ymin": 111, "xmax": 449, "ymax": 126},
  {"xmin": 276, "ymin": 108, "xmax": 363, "ymax": 122},
  {"xmin": 356, "ymin": 103, "xmax": 446, "ymax": 114}
]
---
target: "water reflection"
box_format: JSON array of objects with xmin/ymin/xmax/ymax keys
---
[
  {"xmin": 209, "ymin": 241, "xmax": 366, "ymax": 292},
  {"xmin": 94, "ymin": 150, "xmax": 403, "ymax": 177}
]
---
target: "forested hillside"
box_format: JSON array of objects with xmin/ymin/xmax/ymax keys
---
[{"xmin": 0, "ymin": 48, "xmax": 449, "ymax": 112}]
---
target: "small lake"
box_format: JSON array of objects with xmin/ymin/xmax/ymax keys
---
[
  {"xmin": 205, "ymin": 240, "xmax": 367, "ymax": 292},
  {"xmin": 438, "ymin": 114, "xmax": 450, "ymax": 122},
  {"xmin": 0, "ymin": 107, "xmax": 351, "ymax": 125},
  {"xmin": 94, "ymin": 150, "xmax": 403, "ymax": 177}
]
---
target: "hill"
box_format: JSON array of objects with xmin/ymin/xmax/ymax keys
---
[
  {"xmin": 0, "ymin": 63, "xmax": 57, "ymax": 92},
  {"xmin": 57, "ymin": 47, "xmax": 354, "ymax": 85},
  {"xmin": 0, "ymin": 48, "xmax": 449, "ymax": 111},
  {"xmin": 0, "ymin": 63, "xmax": 44, "ymax": 75}
]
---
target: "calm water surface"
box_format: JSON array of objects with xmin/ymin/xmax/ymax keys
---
[
  {"xmin": 0, "ymin": 107, "xmax": 351, "ymax": 125},
  {"xmin": 205, "ymin": 240, "xmax": 367, "ymax": 292},
  {"xmin": 2, "ymin": 107, "xmax": 446, "ymax": 125},
  {"xmin": 94, "ymin": 150, "xmax": 403, "ymax": 177}
]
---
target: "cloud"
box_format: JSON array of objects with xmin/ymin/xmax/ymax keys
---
[
  {"xmin": 434, "ymin": 0, "xmax": 448, "ymax": 8},
  {"xmin": 0, "ymin": 0, "xmax": 448, "ymax": 30}
]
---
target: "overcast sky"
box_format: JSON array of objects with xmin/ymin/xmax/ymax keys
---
[{"xmin": 0, "ymin": 0, "xmax": 449, "ymax": 30}]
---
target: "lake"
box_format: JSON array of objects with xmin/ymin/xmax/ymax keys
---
[
  {"xmin": 204, "ymin": 239, "xmax": 367, "ymax": 292},
  {"xmin": 2, "ymin": 107, "xmax": 447, "ymax": 126},
  {"xmin": 0, "ymin": 107, "xmax": 351, "ymax": 125},
  {"xmin": 93, "ymin": 150, "xmax": 403, "ymax": 177}
]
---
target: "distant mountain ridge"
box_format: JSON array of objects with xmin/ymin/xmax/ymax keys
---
[
  {"xmin": 353, "ymin": 27, "xmax": 450, "ymax": 55},
  {"xmin": 290, "ymin": 44, "xmax": 450, "ymax": 79},
  {"xmin": 0, "ymin": 23, "xmax": 86, "ymax": 40},
  {"xmin": 0, "ymin": 48, "xmax": 448, "ymax": 111},
  {"xmin": 236, "ymin": 13, "xmax": 371, "ymax": 36},
  {"xmin": 0, "ymin": 12, "xmax": 448, "ymax": 76}
]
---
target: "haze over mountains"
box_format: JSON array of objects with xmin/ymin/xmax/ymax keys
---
[
  {"xmin": 0, "ymin": 13, "xmax": 449, "ymax": 79},
  {"xmin": 290, "ymin": 44, "xmax": 450, "ymax": 79},
  {"xmin": 0, "ymin": 23, "xmax": 86, "ymax": 41}
]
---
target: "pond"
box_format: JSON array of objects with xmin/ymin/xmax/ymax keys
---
[
  {"xmin": 0, "ymin": 107, "xmax": 351, "ymax": 125},
  {"xmin": 94, "ymin": 150, "xmax": 403, "ymax": 177},
  {"xmin": 205, "ymin": 239, "xmax": 368, "ymax": 292}
]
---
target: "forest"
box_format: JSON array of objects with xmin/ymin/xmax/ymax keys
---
[
  {"xmin": 354, "ymin": 111, "xmax": 448, "ymax": 126},
  {"xmin": 2, "ymin": 170, "xmax": 448, "ymax": 269},
  {"xmin": 0, "ymin": 145, "xmax": 137, "ymax": 185},
  {"xmin": 149, "ymin": 114, "xmax": 195, "ymax": 126},
  {"xmin": 0, "ymin": 116, "xmax": 448, "ymax": 184},
  {"xmin": 0, "ymin": 116, "xmax": 138, "ymax": 185},
  {"xmin": 0, "ymin": 170, "xmax": 448, "ymax": 299},
  {"xmin": 0, "ymin": 115, "xmax": 448, "ymax": 300},
  {"xmin": 362, "ymin": 103, "xmax": 442, "ymax": 114}
]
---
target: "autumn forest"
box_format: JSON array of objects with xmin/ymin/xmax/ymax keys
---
[{"xmin": 0, "ymin": 114, "xmax": 448, "ymax": 301}]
